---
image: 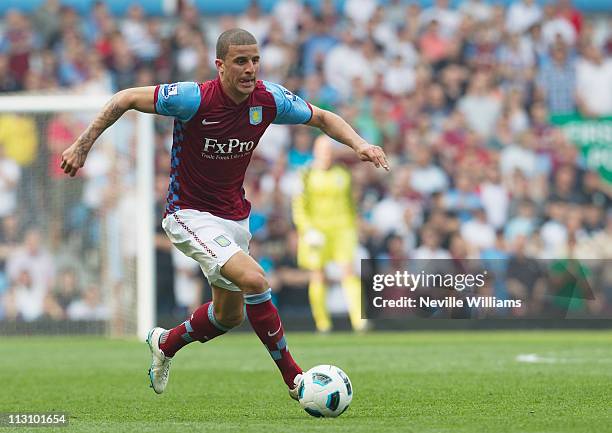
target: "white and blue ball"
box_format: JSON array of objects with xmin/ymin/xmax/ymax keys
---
[{"xmin": 298, "ymin": 364, "xmax": 353, "ymax": 418}]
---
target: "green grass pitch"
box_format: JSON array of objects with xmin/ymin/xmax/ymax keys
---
[{"xmin": 1, "ymin": 331, "xmax": 611, "ymax": 433}]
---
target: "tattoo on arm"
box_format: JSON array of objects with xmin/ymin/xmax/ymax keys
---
[
  {"xmin": 79, "ymin": 97, "xmax": 128, "ymax": 150},
  {"xmin": 74, "ymin": 145, "xmax": 89, "ymax": 164}
]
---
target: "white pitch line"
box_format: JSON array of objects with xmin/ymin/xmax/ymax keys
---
[
  {"xmin": 516, "ymin": 353, "xmax": 612, "ymax": 365},
  {"xmin": 516, "ymin": 353, "xmax": 561, "ymax": 364}
]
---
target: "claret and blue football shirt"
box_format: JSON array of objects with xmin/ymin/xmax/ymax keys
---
[{"xmin": 154, "ymin": 78, "xmax": 313, "ymax": 220}]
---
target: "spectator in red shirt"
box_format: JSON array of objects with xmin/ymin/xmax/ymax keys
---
[
  {"xmin": 557, "ymin": 0, "xmax": 583, "ymax": 35},
  {"xmin": 419, "ymin": 20, "xmax": 452, "ymax": 65}
]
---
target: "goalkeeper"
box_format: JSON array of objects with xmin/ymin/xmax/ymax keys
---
[{"xmin": 292, "ymin": 135, "xmax": 367, "ymax": 332}]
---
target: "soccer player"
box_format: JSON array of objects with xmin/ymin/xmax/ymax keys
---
[
  {"xmin": 293, "ymin": 135, "xmax": 367, "ymax": 333},
  {"xmin": 60, "ymin": 29, "xmax": 389, "ymax": 400}
]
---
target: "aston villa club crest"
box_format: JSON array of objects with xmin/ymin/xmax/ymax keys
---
[
  {"xmin": 214, "ymin": 235, "xmax": 231, "ymax": 247},
  {"xmin": 249, "ymin": 106, "xmax": 262, "ymax": 125}
]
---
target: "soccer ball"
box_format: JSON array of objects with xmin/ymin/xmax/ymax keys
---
[{"xmin": 298, "ymin": 365, "xmax": 353, "ymax": 418}]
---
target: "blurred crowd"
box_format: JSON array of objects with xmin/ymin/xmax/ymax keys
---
[{"xmin": 0, "ymin": 0, "xmax": 611, "ymax": 325}]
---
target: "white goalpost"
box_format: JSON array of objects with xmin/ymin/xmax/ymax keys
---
[{"xmin": 0, "ymin": 94, "xmax": 155, "ymax": 339}]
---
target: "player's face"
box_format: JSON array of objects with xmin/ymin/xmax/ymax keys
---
[{"xmin": 217, "ymin": 44, "xmax": 260, "ymax": 99}]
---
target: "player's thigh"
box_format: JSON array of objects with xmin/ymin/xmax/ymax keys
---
[
  {"xmin": 297, "ymin": 234, "xmax": 329, "ymax": 271},
  {"xmin": 162, "ymin": 209, "xmax": 246, "ymax": 292},
  {"xmin": 330, "ymin": 228, "xmax": 358, "ymax": 265},
  {"xmin": 220, "ymin": 250, "xmax": 267, "ymax": 294}
]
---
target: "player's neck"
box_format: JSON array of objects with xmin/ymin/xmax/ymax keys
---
[{"xmin": 219, "ymin": 78, "xmax": 249, "ymax": 105}]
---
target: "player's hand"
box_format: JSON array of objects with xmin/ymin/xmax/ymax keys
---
[
  {"xmin": 61, "ymin": 141, "xmax": 90, "ymax": 177},
  {"xmin": 356, "ymin": 144, "xmax": 389, "ymax": 171},
  {"xmin": 304, "ymin": 228, "xmax": 325, "ymax": 248}
]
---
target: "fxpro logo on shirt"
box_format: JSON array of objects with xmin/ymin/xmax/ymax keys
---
[{"xmin": 201, "ymin": 137, "xmax": 256, "ymax": 160}]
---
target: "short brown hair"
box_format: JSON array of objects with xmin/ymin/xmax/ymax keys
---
[{"xmin": 216, "ymin": 28, "xmax": 258, "ymax": 59}]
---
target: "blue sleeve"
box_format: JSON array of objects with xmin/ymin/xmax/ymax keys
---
[
  {"xmin": 155, "ymin": 82, "xmax": 201, "ymax": 122},
  {"xmin": 263, "ymin": 81, "xmax": 313, "ymax": 125}
]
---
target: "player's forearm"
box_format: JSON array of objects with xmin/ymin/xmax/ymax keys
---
[
  {"xmin": 313, "ymin": 109, "xmax": 368, "ymax": 152},
  {"xmin": 306, "ymin": 105, "xmax": 388, "ymax": 170},
  {"xmin": 75, "ymin": 92, "xmax": 132, "ymax": 151}
]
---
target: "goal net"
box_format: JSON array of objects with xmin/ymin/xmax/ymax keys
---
[{"xmin": 0, "ymin": 94, "xmax": 155, "ymax": 339}]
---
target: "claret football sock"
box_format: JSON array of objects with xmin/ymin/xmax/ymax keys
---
[
  {"xmin": 245, "ymin": 288, "xmax": 302, "ymax": 388},
  {"xmin": 159, "ymin": 301, "xmax": 229, "ymax": 357}
]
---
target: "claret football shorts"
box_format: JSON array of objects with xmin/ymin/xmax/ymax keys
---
[{"xmin": 162, "ymin": 209, "xmax": 251, "ymax": 291}]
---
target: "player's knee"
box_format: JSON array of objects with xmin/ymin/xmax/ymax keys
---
[
  {"xmin": 238, "ymin": 271, "xmax": 268, "ymax": 295},
  {"xmin": 214, "ymin": 306, "xmax": 244, "ymax": 329}
]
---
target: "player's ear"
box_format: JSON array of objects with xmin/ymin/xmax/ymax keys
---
[{"xmin": 215, "ymin": 58, "xmax": 224, "ymax": 74}]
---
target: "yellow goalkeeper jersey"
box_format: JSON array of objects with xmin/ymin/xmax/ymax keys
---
[{"xmin": 293, "ymin": 165, "xmax": 356, "ymax": 231}]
